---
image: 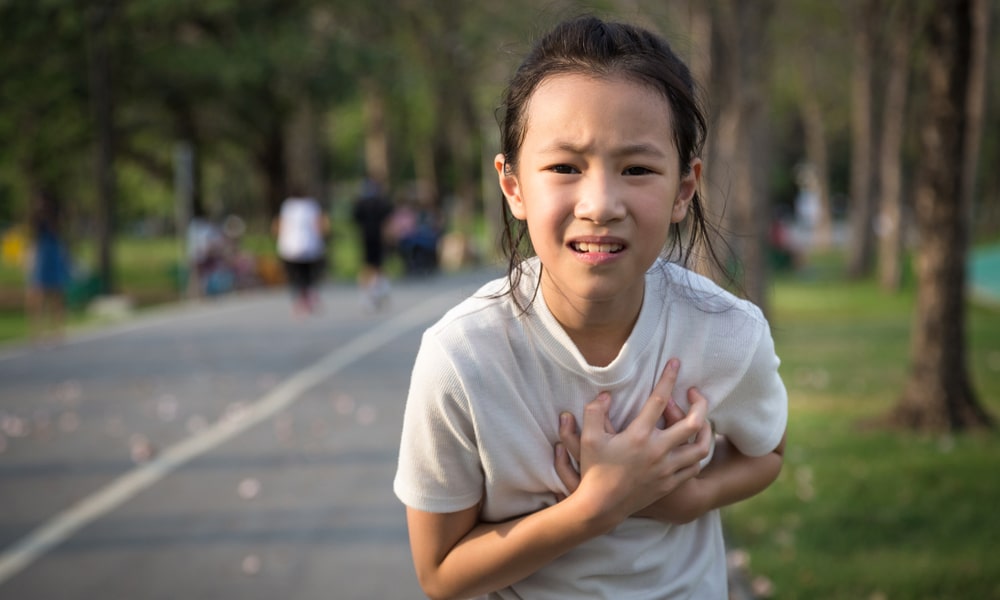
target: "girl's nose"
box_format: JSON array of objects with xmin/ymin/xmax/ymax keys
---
[{"xmin": 574, "ymin": 172, "xmax": 626, "ymax": 224}]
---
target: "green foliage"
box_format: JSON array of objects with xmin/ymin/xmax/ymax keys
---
[
  {"xmin": 1, "ymin": 0, "xmax": 616, "ymax": 229},
  {"xmin": 0, "ymin": 1, "xmax": 92, "ymax": 217},
  {"xmin": 1, "ymin": 0, "xmax": 998, "ymax": 239}
]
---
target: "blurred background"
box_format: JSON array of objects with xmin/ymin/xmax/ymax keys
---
[{"xmin": 1, "ymin": 0, "xmax": 998, "ymax": 598}]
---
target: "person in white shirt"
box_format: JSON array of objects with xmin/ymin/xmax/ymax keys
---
[
  {"xmin": 394, "ymin": 16, "xmax": 788, "ymax": 599},
  {"xmin": 273, "ymin": 194, "xmax": 329, "ymax": 315}
]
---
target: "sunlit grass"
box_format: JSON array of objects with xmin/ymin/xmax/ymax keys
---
[
  {"xmin": 0, "ymin": 230, "xmax": 401, "ymax": 344},
  {"xmin": 0, "ymin": 309, "xmax": 26, "ymax": 341},
  {"xmin": 724, "ymin": 261, "xmax": 1000, "ymax": 599}
]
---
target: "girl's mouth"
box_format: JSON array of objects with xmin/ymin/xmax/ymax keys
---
[{"xmin": 570, "ymin": 242, "xmax": 624, "ymax": 254}]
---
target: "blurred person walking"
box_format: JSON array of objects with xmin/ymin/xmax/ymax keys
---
[
  {"xmin": 185, "ymin": 213, "xmax": 224, "ymax": 298},
  {"xmin": 25, "ymin": 191, "xmax": 72, "ymax": 344},
  {"xmin": 352, "ymin": 178, "xmax": 393, "ymax": 311},
  {"xmin": 273, "ymin": 191, "xmax": 329, "ymax": 316}
]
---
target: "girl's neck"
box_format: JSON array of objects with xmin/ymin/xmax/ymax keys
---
[{"xmin": 540, "ymin": 282, "xmax": 644, "ymax": 368}]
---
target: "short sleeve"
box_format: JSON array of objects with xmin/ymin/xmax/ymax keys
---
[
  {"xmin": 393, "ymin": 332, "xmax": 484, "ymax": 513},
  {"xmin": 709, "ymin": 320, "xmax": 788, "ymax": 457}
]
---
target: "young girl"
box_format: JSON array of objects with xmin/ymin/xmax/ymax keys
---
[{"xmin": 394, "ymin": 16, "xmax": 787, "ymax": 599}]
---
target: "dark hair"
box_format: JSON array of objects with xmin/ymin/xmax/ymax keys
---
[
  {"xmin": 495, "ymin": 16, "xmax": 730, "ymax": 305},
  {"xmin": 30, "ymin": 189, "xmax": 62, "ymax": 237}
]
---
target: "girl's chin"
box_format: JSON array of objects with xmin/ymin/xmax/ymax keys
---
[{"xmin": 543, "ymin": 279, "xmax": 640, "ymax": 305}]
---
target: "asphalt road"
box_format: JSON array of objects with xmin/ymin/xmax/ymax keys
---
[{"xmin": 0, "ymin": 268, "xmax": 499, "ymax": 600}]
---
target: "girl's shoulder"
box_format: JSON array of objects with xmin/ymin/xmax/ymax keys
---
[
  {"xmin": 423, "ymin": 275, "xmax": 521, "ymax": 342},
  {"xmin": 657, "ymin": 261, "xmax": 764, "ymax": 315}
]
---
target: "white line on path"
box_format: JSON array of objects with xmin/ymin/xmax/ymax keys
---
[{"xmin": 0, "ymin": 287, "xmax": 463, "ymax": 586}]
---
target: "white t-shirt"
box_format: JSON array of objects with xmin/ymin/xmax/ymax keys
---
[
  {"xmin": 394, "ymin": 258, "xmax": 788, "ymax": 599},
  {"xmin": 276, "ymin": 197, "xmax": 325, "ymax": 261}
]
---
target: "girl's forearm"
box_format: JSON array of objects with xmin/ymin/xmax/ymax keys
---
[
  {"xmin": 414, "ymin": 491, "xmax": 617, "ymax": 600},
  {"xmin": 636, "ymin": 433, "xmax": 785, "ymax": 524},
  {"xmin": 701, "ymin": 434, "xmax": 784, "ymax": 508}
]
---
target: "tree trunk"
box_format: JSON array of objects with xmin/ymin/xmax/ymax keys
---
[
  {"xmin": 286, "ymin": 98, "xmax": 325, "ymax": 202},
  {"xmin": 798, "ymin": 91, "xmax": 834, "ymax": 251},
  {"xmin": 891, "ymin": 0, "xmax": 993, "ymax": 432},
  {"xmin": 738, "ymin": 84, "xmax": 772, "ymax": 313},
  {"xmin": 847, "ymin": 0, "xmax": 878, "ymax": 279},
  {"xmin": 877, "ymin": 6, "xmax": 914, "ymax": 292},
  {"xmin": 686, "ymin": 1, "xmax": 729, "ymax": 284},
  {"xmin": 361, "ymin": 78, "xmax": 391, "ymax": 187},
  {"xmin": 260, "ymin": 123, "xmax": 288, "ymax": 219},
  {"xmin": 446, "ymin": 90, "xmax": 482, "ymax": 239},
  {"xmin": 961, "ymin": 0, "xmax": 989, "ymax": 229},
  {"xmin": 706, "ymin": 1, "xmax": 740, "ymax": 282},
  {"xmin": 168, "ymin": 97, "xmax": 205, "ymax": 219},
  {"xmin": 709, "ymin": 0, "xmax": 774, "ymax": 313},
  {"xmin": 87, "ymin": 2, "xmax": 117, "ymax": 295}
]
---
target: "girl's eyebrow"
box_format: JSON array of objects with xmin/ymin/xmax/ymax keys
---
[
  {"xmin": 613, "ymin": 143, "xmax": 668, "ymax": 158},
  {"xmin": 536, "ymin": 141, "xmax": 590, "ymax": 155},
  {"xmin": 537, "ymin": 141, "xmax": 667, "ymax": 158}
]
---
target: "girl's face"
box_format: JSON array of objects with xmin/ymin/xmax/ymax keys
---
[{"xmin": 496, "ymin": 73, "xmax": 700, "ymax": 322}]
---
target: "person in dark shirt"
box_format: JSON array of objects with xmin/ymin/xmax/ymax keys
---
[{"xmin": 352, "ymin": 179, "xmax": 394, "ymax": 311}]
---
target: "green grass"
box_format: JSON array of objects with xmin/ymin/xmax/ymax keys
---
[
  {"xmin": 0, "ymin": 230, "xmax": 401, "ymax": 345},
  {"xmin": 724, "ymin": 263, "xmax": 1000, "ymax": 599}
]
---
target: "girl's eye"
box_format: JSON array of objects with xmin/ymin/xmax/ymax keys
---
[
  {"xmin": 550, "ymin": 164, "xmax": 579, "ymax": 174},
  {"xmin": 623, "ymin": 166, "xmax": 653, "ymax": 176}
]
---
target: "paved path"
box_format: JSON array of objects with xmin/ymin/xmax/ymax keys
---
[{"xmin": 0, "ymin": 269, "xmax": 498, "ymax": 599}]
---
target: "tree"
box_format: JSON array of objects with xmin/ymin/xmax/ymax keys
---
[
  {"xmin": 846, "ymin": 0, "xmax": 879, "ymax": 280},
  {"xmin": 771, "ymin": 0, "xmax": 849, "ymax": 254},
  {"xmin": 876, "ymin": 3, "xmax": 916, "ymax": 292},
  {"xmin": 890, "ymin": 0, "xmax": 993, "ymax": 431},
  {"xmin": 86, "ymin": 1, "xmax": 119, "ymax": 294},
  {"xmin": 401, "ymin": 0, "xmax": 495, "ymax": 228},
  {"xmin": 798, "ymin": 89, "xmax": 834, "ymax": 250},
  {"xmin": 0, "ymin": 3, "xmax": 92, "ymax": 233},
  {"xmin": 705, "ymin": 0, "xmax": 776, "ymax": 311}
]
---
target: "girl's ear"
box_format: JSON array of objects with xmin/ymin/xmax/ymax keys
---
[
  {"xmin": 672, "ymin": 158, "xmax": 702, "ymax": 223},
  {"xmin": 495, "ymin": 154, "xmax": 526, "ymax": 220}
]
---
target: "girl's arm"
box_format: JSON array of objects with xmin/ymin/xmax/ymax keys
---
[
  {"xmin": 633, "ymin": 428, "xmax": 785, "ymax": 523},
  {"xmin": 407, "ymin": 360, "xmax": 711, "ymax": 600},
  {"xmin": 406, "ymin": 491, "xmax": 610, "ymax": 600}
]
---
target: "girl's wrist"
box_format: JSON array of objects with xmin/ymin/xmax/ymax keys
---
[{"xmin": 571, "ymin": 479, "xmax": 628, "ymax": 535}]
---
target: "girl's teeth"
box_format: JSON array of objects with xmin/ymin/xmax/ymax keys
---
[{"xmin": 574, "ymin": 242, "xmax": 622, "ymax": 253}]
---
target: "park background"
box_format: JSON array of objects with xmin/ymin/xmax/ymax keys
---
[{"xmin": 1, "ymin": 1, "xmax": 999, "ymax": 598}]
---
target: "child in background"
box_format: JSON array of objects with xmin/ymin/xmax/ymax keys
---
[
  {"xmin": 26, "ymin": 191, "xmax": 72, "ymax": 344},
  {"xmin": 394, "ymin": 16, "xmax": 787, "ymax": 599}
]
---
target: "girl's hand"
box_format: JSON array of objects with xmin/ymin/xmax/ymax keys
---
[
  {"xmin": 553, "ymin": 359, "xmax": 712, "ymax": 529},
  {"xmin": 633, "ymin": 391, "xmax": 713, "ymax": 523}
]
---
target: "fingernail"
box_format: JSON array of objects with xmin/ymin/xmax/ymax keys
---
[
  {"xmin": 667, "ymin": 359, "xmax": 679, "ymax": 372},
  {"xmin": 559, "ymin": 413, "xmax": 570, "ymax": 427},
  {"xmin": 597, "ymin": 391, "xmax": 610, "ymax": 403},
  {"xmin": 555, "ymin": 443, "xmax": 565, "ymax": 457}
]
